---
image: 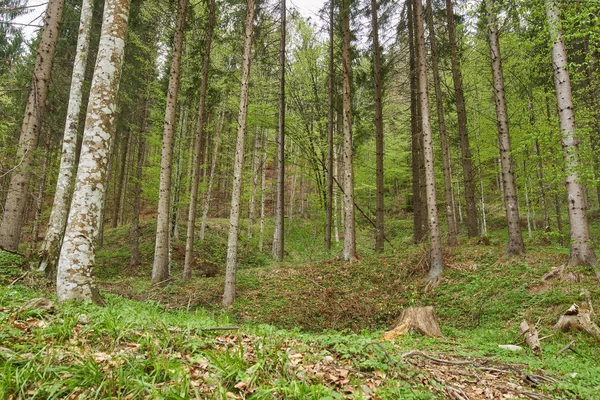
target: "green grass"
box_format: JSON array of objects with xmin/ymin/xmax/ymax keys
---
[{"xmin": 2, "ymin": 213, "xmax": 600, "ymax": 398}]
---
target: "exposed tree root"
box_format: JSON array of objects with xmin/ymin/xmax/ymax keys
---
[{"xmin": 382, "ymin": 306, "xmax": 443, "ymax": 340}]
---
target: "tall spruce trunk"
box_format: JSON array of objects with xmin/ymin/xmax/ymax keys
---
[
  {"xmin": 152, "ymin": 0, "xmax": 188, "ymax": 284},
  {"xmin": 488, "ymin": 0, "xmax": 525, "ymax": 255},
  {"xmin": 340, "ymin": 0, "xmax": 357, "ymax": 261},
  {"xmin": 258, "ymin": 130, "xmax": 267, "ymax": 251},
  {"xmin": 325, "ymin": 0, "xmax": 334, "ymax": 252},
  {"xmin": 426, "ymin": 0, "xmax": 457, "ymax": 246},
  {"xmin": 223, "ymin": 0, "xmax": 255, "ymax": 307},
  {"xmin": 56, "ymin": 0, "xmax": 131, "ymax": 303},
  {"xmin": 546, "ymin": 0, "xmax": 598, "ymax": 268},
  {"xmin": 247, "ymin": 128, "xmax": 261, "ymax": 238},
  {"xmin": 37, "ymin": 0, "xmax": 93, "ymax": 271},
  {"xmin": 272, "ymin": 0, "xmax": 286, "ymax": 261},
  {"xmin": 371, "ymin": 0, "xmax": 385, "ymax": 252},
  {"xmin": 183, "ymin": 0, "xmax": 215, "ymax": 279},
  {"xmin": 112, "ymin": 129, "xmax": 130, "ymax": 228},
  {"xmin": 445, "ymin": 0, "xmax": 478, "ymax": 237},
  {"xmin": 414, "ymin": 0, "xmax": 443, "ymax": 282},
  {"xmin": 129, "ymin": 131, "xmax": 146, "ymax": 268},
  {"xmin": 0, "ymin": 0, "xmax": 65, "ymax": 251}
]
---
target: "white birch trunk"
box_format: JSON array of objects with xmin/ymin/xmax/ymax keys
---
[
  {"xmin": 223, "ymin": 0, "xmax": 255, "ymax": 307},
  {"xmin": 547, "ymin": 0, "xmax": 598, "ymax": 268},
  {"xmin": 56, "ymin": 0, "xmax": 131, "ymax": 303},
  {"xmin": 38, "ymin": 0, "xmax": 93, "ymax": 273}
]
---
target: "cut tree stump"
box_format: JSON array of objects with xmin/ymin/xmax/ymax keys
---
[
  {"xmin": 520, "ymin": 320, "xmax": 542, "ymax": 357},
  {"xmin": 382, "ymin": 306, "xmax": 443, "ymax": 340},
  {"xmin": 554, "ymin": 305, "xmax": 600, "ymax": 339}
]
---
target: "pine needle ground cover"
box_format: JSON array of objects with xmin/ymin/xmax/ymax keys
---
[{"xmin": 1, "ymin": 221, "xmax": 600, "ymax": 399}]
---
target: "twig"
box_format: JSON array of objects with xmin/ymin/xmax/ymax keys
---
[
  {"xmin": 446, "ymin": 385, "xmax": 470, "ymax": 400},
  {"xmin": 538, "ymin": 334, "xmax": 554, "ymax": 342},
  {"xmin": 555, "ymin": 340, "xmax": 575, "ymax": 357},
  {"xmin": 364, "ymin": 342, "xmax": 395, "ymax": 366},
  {"xmin": 401, "ymin": 350, "xmax": 470, "ymax": 366},
  {"xmin": 8, "ymin": 271, "xmax": 28, "ymax": 286},
  {"xmin": 479, "ymin": 367, "xmax": 510, "ymax": 374},
  {"xmin": 201, "ymin": 326, "xmax": 240, "ymax": 331}
]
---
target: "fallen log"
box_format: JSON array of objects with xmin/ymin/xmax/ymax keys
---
[
  {"xmin": 520, "ymin": 320, "xmax": 542, "ymax": 357},
  {"xmin": 382, "ymin": 306, "xmax": 443, "ymax": 340}
]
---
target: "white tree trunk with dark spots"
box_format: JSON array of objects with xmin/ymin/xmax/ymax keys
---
[
  {"xmin": 414, "ymin": 0, "xmax": 443, "ymax": 282},
  {"xmin": 547, "ymin": 0, "xmax": 598, "ymax": 268},
  {"xmin": 152, "ymin": 0, "xmax": 188, "ymax": 284},
  {"xmin": 488, "ymin": 0, "xmax": 524, "ymax": 255},
  {"xmin": 38, "ymin": 0, "xmax": 93, "ymax": 273},
  {"xmin": 223, "ymin": 0, "xmax": 255, "ymax": 307},
  {"xmin": 56, "ymin": 0, "xmax": 131, "ymax": 303},
  {"xmin": 0, "ymin": 0, "xmax": 65, "ymax": 251}
]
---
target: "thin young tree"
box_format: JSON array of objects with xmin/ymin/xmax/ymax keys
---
[
  {"xmin": 445, "ymin": 0, "xmax": 478, "ymax": 237},
  {"xmin": 546, "ymin": 0, "xmax": 598, "ymax": 271},
  {"xmin": 183, "ymin": 0, "xmax": 216, "ymax": 279},
  {"xmin": 487, "ymin": 0, "xmax": 524, "ymax": 255},
  {"xmin": 413, "ymin": 0, "xmax": 443, "ymax": 282},
  {"xmin": 37, "ymin": 0, "xmax": 94, "ymax": 273},
  {"xmin": 426, "ymin": 0, "xmax": 457, "ymax": 246},
  {"xmin": 152, "ymin": 0, "xmax": 189, "ymax": 284},
  {"xmin": 325, "ymin": 0, "xmax": 335, "ymax": 252},
  {"xmin": 339, "ymin": 0, "xmax": 357, "ymax": 261},
  {"xmin": 272, "ymin": 0, "xmax": 286, "ymax": 262},
  {"xmin": 0, "ymin": 0, "xmax": 65, "ymax": 251},
  {"xmin": 56, "ymin": 0, "xmax": 131, "ymax": 303},
  {"xmin": 223, "ymin": 0, "xmax": 255, "ymax": 307},
  {"xmin": 371, "ymin": 0, "xmax": 385, "ymax": 252}
]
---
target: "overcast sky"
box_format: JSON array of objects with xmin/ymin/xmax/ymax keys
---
[{"xmin": 14, "ymin": 0, "xmax": 327, "ymax": 40}]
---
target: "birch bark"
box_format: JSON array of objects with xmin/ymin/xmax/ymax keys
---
[{"xmin": 56, "ymin": 0, "xmax": 131, "ymax": 303}]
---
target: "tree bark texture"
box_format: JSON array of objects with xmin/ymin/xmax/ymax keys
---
[
  {"xmin": 152, "ymin": 0, "xmax": 188, "ymax": 284},
  {"xmin": 223, "ymin": 0, "xmax": 255, "ymax": 307},
  {"xmin": 258, "ymin": 130, "xmax": 267, "ymax": 251},
  {"xmin": 445, "ymin": 0, "xmax": 478, "ymax": 237},
  {"xmin": 340, "ymin": 0, "xmax": 357, "ymax": 261},
  {"xmin": 547, "ymin": 0, "xmax": 598, "ymax": 267},
  {"xmin": 272, "ymin": 0, "xmax": 286, "ymax": 262},
  {"xmin": 37, "ymin": 0, "xmax": 93, "ymax": 273},
  {"xmin": 414, "ymin": 0, "xmax": 443, "ymax": 282},
  {"xmin": 325, "ymin": 0, "xmax": 334, "ymax": 252},
  {"xmin": 0, "ymin": 0, "xmax": 65, "ymax": 251},
  {"xmin": 371, "ymin": 0, "xmax": 385, "ymax": 252},
  {"xmin": 247, "ymin": 128, "xmax": 261, "ymax": 238},
  {"xmin": 487, "ymin": 0, "xmax": 525, "ymax": 255},
  {"xmin": 56, "ymin": 0, "xmax": 131, "ymax": 303},
  {"xmin": 426, "ymin": 0, "xmax": 457, "ymax": 247},
  {"xmin": 183, "ymin": 0, "xmax": 215, "ymax": 279}
]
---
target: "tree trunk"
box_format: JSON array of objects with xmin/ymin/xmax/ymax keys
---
[
  {"xmin": 129, "ymin": 131, "xmax": 146, "ymax": 269},
  {"xmin": 339, "ymin": 0, "xmax": 357, "ymax": 261},
  {"xmin": 37, "ymin": 0, "xmax": 93, "ymax": 272},
  {"xmin": 258, "ymin": 129, "xmax": 268, "ymax": 251},
  {"xmin": 426, "ymin": 0, "xmax": 457, "ymax": 246},
  {"xmin": 112, "ymin": 129, "xmax": 130, "ymax": 228},
  {"xmin": 56, "ymin": 0, "xmax": 131, "ymax": 303},
  {"xmin": 183, "ymin": 0, "xmax": 215, "ymax": 278},
  {"xmin": 445, "ymin": 0, "xmax": 478, "ymax": 237},
  {"xmin": 0, "ymin": 0, "xmax": 65, "ymax": 251},
  {"xmin": 325, "ymin": 0, "xmax": 334, "ymax": 252},
  {"xmin": 488, "ymin": 0, "xmax": 525, "ymax": 255},
  {"xmin": 29, "ymin": 132, "xmax": 51, "ymax": 255},
  {"xmin": 223, "ymin": 0, "xmax": 255, "ymax": 307},
  {"xmin": 371, "ymin": 0, "xmax": 385, "ymax": 252},
  {"xmin": 152, "ymin": 0, "xmax": 188, "ymax": 285},
  {"xmin": 414, "ymin": 0, "xmax": 443, "ymax": 283},
  {"xmin": 272, "ymin": 0, "xmax": 286, "ymax": 262},
  {"xmin": 247, "ymin": 128, "xmax": 260, "ymax": 239},
  {"xmin": 547, "ymin": 0, "xmax": 598, "ymax": 268}
]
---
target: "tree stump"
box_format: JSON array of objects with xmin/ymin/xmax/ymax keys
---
[
  {"xmin": 554, "ymin": 306, "xmax": 600, "ymax": 339},
  {"xmin": 520, "ymin": 320, "xmax": 542, "ymax": 357},
  {"xmin": 382, "ymin": 306, "xmax": 443, "ymax": 340}
]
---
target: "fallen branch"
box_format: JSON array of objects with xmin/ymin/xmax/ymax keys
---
[
  {"xmin": 401, "ymin": 350, "xmax": 470, "ymax": 366},
  {"xmin": 555, "ymin": 340, "xmax": 575, "ymax": 357},
  {"xmin": 520, "ymin": 320, "xmax": 542, "ymax": 357},
  {"xmin": 201, "ymin": 326, "xmax": 240, "ymax": 331},
  {"xmin": 8, "ymin": 271, "xmax": 28, "ymax": 287}
]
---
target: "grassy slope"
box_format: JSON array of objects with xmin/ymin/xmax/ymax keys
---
[{"xmin": 1, "ymin": 216, "xmax": 600, "ymax": 399}]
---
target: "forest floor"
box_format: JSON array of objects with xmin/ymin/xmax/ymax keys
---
[{"xmin": 1, "ymin": 216, "xmax": 600, "ymax": 399}]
